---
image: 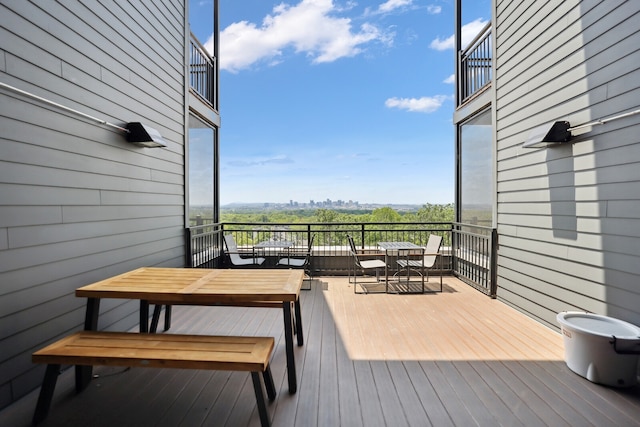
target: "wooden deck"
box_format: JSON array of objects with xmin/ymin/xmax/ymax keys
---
[{"xmin": 3, "ymin": 276, "xmax": 639, "ymax": 426}]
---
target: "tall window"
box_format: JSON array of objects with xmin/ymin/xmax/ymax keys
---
[
  {"xmin": 459, "ymin": 108, "xmax": 493, "ymax": 226},
  {"xmin": 188, "ymin": 114, "xmax": 217, "ymax": 225}
]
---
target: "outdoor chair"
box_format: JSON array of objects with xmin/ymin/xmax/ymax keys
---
[
  {"xmin": 223, "ymin": 234, "xmax": 265, "ymax": 267},
  {"xmin": 347, "ymin": 234, "xmax": 387, "ymax": 294},
  {"xmin": 396, "ymin": 234, "xmax": 443, "ymax": 292},
  {"xmin": 276, "ymin": 233, "xmax": 315, "ymax": 290}
]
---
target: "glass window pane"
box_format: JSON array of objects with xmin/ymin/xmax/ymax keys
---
[
  {"xmin": 189, "ymin": 114, "xmax": 215, "ymax": 224},
  {"xmin": 460, "ymin": 109, "xmax": 492, "ymax": 226}
]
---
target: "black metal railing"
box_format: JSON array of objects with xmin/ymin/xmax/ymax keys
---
[
  {"xmin": 190, "ymin": 33, "xmax": 217, "ymax": 110},
  {"xmin": 451, "ymin": 222, "xmax": 497, "ymax": 297},
  {"xmin": 185, "ymin": 222, "xmax": 223, "ymax": 268},
  {"xmin": 459, "ymin": 22, "xmax": 492, "ymax": 105},
  {"xmin": 220, "ymin": 222, "xmax": 453, "ymax": 275},
  {"xmin": 185, "ymin": 221, "xmax": 498, "ymax": 297}
]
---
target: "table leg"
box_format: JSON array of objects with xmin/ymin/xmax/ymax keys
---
[
  {"xmin": 139, "ymin": 300, "xmax": 149, "ymax": 333},
  {"xmin": 77, "ymin": 298, "xmax": 100, "ymax": 391},
  {"xmin": 385, "ymin": 250, "xmax": 389, "ymax": 293},
  {"xmin": 294, "ymin": 299, "xmax": 303, "ymax": 346},
  {"xmin": 282, "ymin": 301, "xmax": 297, "ymax": 394}
]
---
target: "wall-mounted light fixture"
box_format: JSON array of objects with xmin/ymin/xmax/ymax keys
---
[
  {"xmin": 0, "ymin": 81, "xmax": 167, "ymax": 148},
  {"xmin": 523, "ymin": 108, "xmax": 640, "ymax": 148},
  {"xmin": 125, "ymin": 122, "xmax": 166, "ymax": 148}
]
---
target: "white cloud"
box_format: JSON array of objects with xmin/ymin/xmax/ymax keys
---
[
  {"xmin": 443, "ymin": 73, "xmax": 455, "ymax": 84},
  {"xmin": 426, "ymin": 5, "xmax": 441, "ymax": 14},
  {"xmin": 216, "ymin": 0, "xmax": 391, "ymax": 72},
  {"xmin": 378, "ymin": 0, "xmax": 413, "ymax": 14},
  {"xmin": 429, "ymin": 18, "xmax": 488, "ymax": 51},
  {"xmin": 385, "ymin": 95, "xmax": 448, "ymax": 113}
]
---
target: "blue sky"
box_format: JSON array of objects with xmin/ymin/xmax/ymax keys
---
[{"xmin": 190, "ymin": 0, "xmax": 489, "ymax": 205}]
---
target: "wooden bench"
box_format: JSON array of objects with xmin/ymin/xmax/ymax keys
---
[{"xmin": 32, "ymin": 331, "xmax": 276, "ymax": 426}]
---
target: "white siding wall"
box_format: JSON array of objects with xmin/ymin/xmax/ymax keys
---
[
  {"xmin": 0, "ymin": 0, "xmax": 186, "ymax": 407},
  {"xmin": 494, "ymin": 0, "xmax": 640, "ymax": 329}
]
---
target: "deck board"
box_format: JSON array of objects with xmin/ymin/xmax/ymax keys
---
[{"xmin": 2, "ymin": 276, "xmax": 639, "ymax": 427}]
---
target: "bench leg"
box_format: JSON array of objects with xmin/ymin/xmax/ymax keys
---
[
  {"xmin": 164, "ymin": 305, "xmax": 172, "ymax": 331},
  {"xmin": 150, "ymin": 305, "xmax": 162, "ymax": 333},
  {"xmin": 262, "ymin": 366, "xmax": 276, "ymax": 401},
  {"xmin": 139, "ymin": 300, "xmax": 149, "ymax": 333},
  {"xmin": 33, "ymin": 364, "xmax": 60, "ymax": 425},
  {"xmin": 251, "ymin": 372, "xmax": 271, "ymax": 427},
  {"xmin": 150, "ymin": 305, "xmax": 172, "ymax": 333}
]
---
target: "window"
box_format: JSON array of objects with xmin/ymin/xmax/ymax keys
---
[
  {"xmin": 188, "ymin": 114, "xmax": 217, "ymax": 225},
  {"xmin": 458, "ymin": 108, "xmax": 493, "ymax": 226}
]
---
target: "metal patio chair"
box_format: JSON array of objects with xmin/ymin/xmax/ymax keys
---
[{"xmin": 347, "ymin": 234, "xmax": 387, "ymax": 294}]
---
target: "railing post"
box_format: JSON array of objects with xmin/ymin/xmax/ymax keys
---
[
  {"xmin": 490, "ymin": 228, "xmax": 498, "ymax": 298},
  {"xmin": 185, "ymin": 227, "xmax": 193, "ymax": 267},
  {"xmin": 360, "ymin": 224, "xmax": 365, "ymax": 250}
]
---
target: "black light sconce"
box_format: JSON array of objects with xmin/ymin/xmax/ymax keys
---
[
  {"xmin": 125, "ymin": 122, "xmax": 166, "ymax": 148},
  {"xmin": 0, "ymin": 81, "xmax": 167, "ymax": 148},
  {"xmin": 523, "ymin": 108, "xmax": 640, "ymax": 149}
]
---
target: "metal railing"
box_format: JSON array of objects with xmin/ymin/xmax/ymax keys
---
[
  {"xmin": 451, "ymin": 222, "xmax": 497, "ymax": 297},
  {"xmin": 190, "ymin": 33, "xmax": 217, "ymax": 110},
  {"xmin": 185, "ymin": 221, "xmax": 498, "ymax": 297},
  {"xmin": 459, "ymin": 22, "xmax": 492, "ymax": 105}
]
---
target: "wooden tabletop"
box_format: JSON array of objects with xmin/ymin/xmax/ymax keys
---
[{"xmin": 76, "ymin": 267, "xmax": 304, "ymax": 304}]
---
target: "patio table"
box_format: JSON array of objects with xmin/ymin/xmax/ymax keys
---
[
  {"xmin": 378, "ymin": 242, "xmax": 425, "ymax": 293},
  {"xmin": 254, "ymin": 240, "xmax": 295, "ymax": 266},
  {"xmin": 75, "ymin": 267, "xmax": 305, "ymax": 394}
]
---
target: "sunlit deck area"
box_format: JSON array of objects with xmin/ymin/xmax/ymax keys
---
[{"xmin": 3, "ymin": 276, "xmax": 639, "ymax": 427}]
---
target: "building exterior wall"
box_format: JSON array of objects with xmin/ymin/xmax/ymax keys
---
[
  {"xmin": 494, "ymin": 0, "xmax": 640, "ymax": 329},
  {"xmin": 0, "ymin": 0, "xmax": 188, "ymax": 408}
]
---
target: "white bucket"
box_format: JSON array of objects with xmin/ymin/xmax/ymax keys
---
[{"xmin": 556, "ymin": 312, "xmax": 640, "ymax": 387}]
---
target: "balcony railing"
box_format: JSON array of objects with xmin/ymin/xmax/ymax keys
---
[
  {"xmin": 190, "ymin": 32, "xmax": 217, "ymax": 110},
  {"xmin": 185, "ymin": 221, "xmax": 497, "ymax": 297},
  {"xmin": 459, "ymin": 22, "xmax": 492, "ymax": 105}
]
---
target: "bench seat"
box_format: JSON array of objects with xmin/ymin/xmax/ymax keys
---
[{"xmin": 32, "ymin": 331, "xmax": 276, "ymax": 426}]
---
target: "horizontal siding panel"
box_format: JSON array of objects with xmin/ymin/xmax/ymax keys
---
[
  {"xmin": 0, "ymin": 25, "xmax": 66, "ymax": 77},
  {"xmin": 499, "ymin": 244, "xmax": 640, "ymax": 307},
  {"xmin": 0, "ymin": 229, "xmax": 184, "ymax": 274},
  {"xmin": 99, "ymin": 190, "xmax": 183, "ymax": 205},
  {"xmin": 0, "ymin": 207, "xmax": 63, "ymax": 228},
  {"xmin": 0, "ymin": 184, "xmax": 101, "ymax": 206},
  {"xmin": 8, "ymin": 216, "xmax": 183, "ymax": 249},
  {"xmin": 500, "ymin": 234, "xmax": 640, "ymax": 271},
  {"xmin": 498, "ymin": 214, "xmax": 640, "ymax": 239},
  {"xmin": 497, "ymin": 201, "xmax": 606, "ymax": 217},
  {"xmin": 0, "ymin": 233, "xmax": 186, "ymax": 299},
  {"xmin": 61, "ymin": 204, "xmax": 184, "ymax": 223},
  {"xmin": 0, "ymin": 162, "xmax": 183, "ymax": 196}
]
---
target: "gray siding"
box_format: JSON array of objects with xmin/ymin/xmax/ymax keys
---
[
  {"xmin": 494, "ymin": 0, "xmax": 640, "ymax": 329},
  {"xmin": 0, "ymin": 0, "xmax": 187, "ymax": 408}
]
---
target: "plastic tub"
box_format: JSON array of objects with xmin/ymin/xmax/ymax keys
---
[{"xmin": 556, "ymin": 312, "xmax": 640, "ymax": 387}]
